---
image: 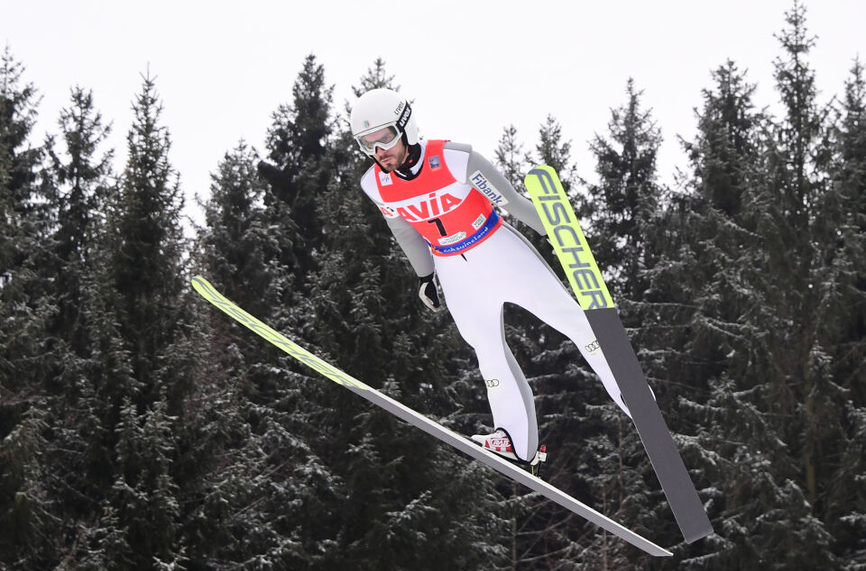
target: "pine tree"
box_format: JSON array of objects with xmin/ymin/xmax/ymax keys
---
[
  {"xmin": 665, "ymin": 59, "xmax": 769, "ymax": 398},
  {"xmin": 0, "ymin": 47, "xmax": 44, "ymax": 281},
  {"xmin": 247, "ymin": 63, "xmax": 338, "ymax": 513},
  {"xmin": 37, "ymin": 86, "xmax": 117, "ymax": 566},
  {"xmin": 258, "ymin": 54, "xmax": 334, "ymax": 284},
  {"xmin": 110, "ymin": 70, "xmax": 191, "ymax": 403},
  {"xmin": 77, "ymin": 70, "xmax": 195, "ymax": 569},
  {"xmin": 653, "ymin": 5, "xmax": 855, "ymax": 568},
  {"xmin": 649, "ymin": 53, "xmax": 821, "ymax": 570},
  {"xmin": 351, "ymin": 57, "xmax": 397, "ymax": 99},
  {"xmin": 199, "ymin": 141, "xmax": 275, "ymax": 319},
  {"xmin": 536, "ymin": 114, "xmax": 579, "ymax": 195},
  {"xmin": 0, "ymin": 48, "xmax": 60, "ymax": 568},
  {"xmin": 818, "ymin": 58, "xmax": 866, "ymax": 569},
  {"xmin": 111, "ymin": 393, "xmax": 182, "ymax": 567},
  {"xmin": 192, "ymin": 140, "xmax": 344, "ymax": 569},
  {"xmin": 494, "ymin": 124, "xmax": 532, "ymax": 197},
  {"xmin": 0, "ymin": 49, "xmax": 53, "ymax": 401},
  {"xmin": 586, "ymin": 78, "xmax": 663, "ymax": 303},
  {"xmin": 823, "ymin": 58, "xmax": 866, "ymax": 402},
  {"xmin": 752, "ymin": 9, "xmax": 842, "ymax": 567},
  {"xmin": 45, "ymin": 86, "xmax": 113, "ymax": 350}
]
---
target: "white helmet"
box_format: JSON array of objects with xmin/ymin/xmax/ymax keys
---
[{"xmin": 350, "ymin": 88, "xmax": 418, "ymax": 156}]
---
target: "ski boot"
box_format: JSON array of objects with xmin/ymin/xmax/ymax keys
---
[{"xmin": 470, "ymin": 429, "xmax": 547, "ymax": 477}]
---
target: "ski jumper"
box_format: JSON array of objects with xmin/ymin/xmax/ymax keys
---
[{"xmin": 360, "ymin": 140, "xmax": 630, "ymax": 462}]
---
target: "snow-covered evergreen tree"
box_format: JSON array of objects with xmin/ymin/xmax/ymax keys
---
[{"xmin": 0, "ymin": 48, "xmax": 60, "ymax": 568}]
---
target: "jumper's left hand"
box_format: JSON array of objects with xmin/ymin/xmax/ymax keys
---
[{"xmin": 418, "ymin": 273, "xmax": 442, "ymax": 312}]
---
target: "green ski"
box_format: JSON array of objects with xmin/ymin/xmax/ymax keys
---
[
  {"xmin": 192, "ymin": 276, "xmax": 672, "ymax": 556},
  {"xmin": 524, "ymin": 165, "xmax": 713, "ymax": 543}
]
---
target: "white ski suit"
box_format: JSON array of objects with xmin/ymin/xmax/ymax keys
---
[{"xmin": 360, "ymin": 140, "xmax": 630, "ymax": 461}]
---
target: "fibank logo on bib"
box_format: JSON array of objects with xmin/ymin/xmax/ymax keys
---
[{"xmin": 470, "ymin": 171, "xmax": 508, "ymax": 205}]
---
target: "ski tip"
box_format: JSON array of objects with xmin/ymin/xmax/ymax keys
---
[
  {"xmin": 190, "ymin": 275, "xmax": 209, "ymax": 296},
  {"xmin": 526, "ymin": 164, "xmax": 556, "ymax": 176},
  {"xmin": 683, "ymin": 523, "xmax": 715, "ymax": 544},
  {"xmin": 656, "ymin": 546, "xmax": 675, "ymax": 557}
]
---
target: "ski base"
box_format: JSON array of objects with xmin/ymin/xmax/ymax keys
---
[{"xmin": 192, "ymin": 276, "xmax": 672, "ymax": 557}]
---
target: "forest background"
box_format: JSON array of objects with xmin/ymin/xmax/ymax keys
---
[{"xmin": 1, "ymin": 3, "xmax": 864, "ymax": 570}]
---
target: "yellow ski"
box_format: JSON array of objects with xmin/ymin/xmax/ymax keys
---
[
  {"xmin": 192, "ymin": 275, "xmax": 672, "ymax": 556},
  {"xmin": 524, "ymin": 166, "xmax": 713, "ymax": 543}
]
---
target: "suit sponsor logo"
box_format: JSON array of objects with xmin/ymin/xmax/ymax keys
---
[
  {"xmin": 438, "ymin": 231, "xmax": 467, "ymax": 246},
  {"xmin": 394, "ymin": 101, "xmax": 411, "ymax": 130},
  {"xmin": 485, "ymin": 437, "xmax": 512, "ymax": 452},
  {"xmin": 470, "ymin": 170, "xmax": 508, "ymax": 205},
  {"xmin": 430, "ymin": 210, "xmax": 500, "ymax": 255},
  {"xmin": 379, "ymin": 205, "xmax": 399, "ymax": 219},
  {"xmin": 394, "ymin": 192, "xmax": 464, "ymax": 222},
  {"xmin": 529, "ymin": 168, "xmax": 613, "ymax": 310},
  {"xmin": 378, "ymin": 171, "xmax": 393, "ymax": 186}
]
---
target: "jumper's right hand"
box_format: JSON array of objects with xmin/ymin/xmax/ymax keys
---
[{"xmin": 418, "ymin": 273, "xmax": 442, "ymax": 312}]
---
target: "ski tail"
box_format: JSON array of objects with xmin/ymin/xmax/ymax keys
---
[{"xmin": 524, "ymin": 166, "xmax": 713, "ymax": 543}]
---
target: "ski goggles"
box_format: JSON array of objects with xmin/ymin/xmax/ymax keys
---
[{"xmin": 355, "ymin": 124, "xmax": 403, "ymax": 154}]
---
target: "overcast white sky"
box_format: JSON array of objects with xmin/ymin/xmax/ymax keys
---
[{"xmin": 3, "ymin": 1, "xmax": 864, "ymax": 227}]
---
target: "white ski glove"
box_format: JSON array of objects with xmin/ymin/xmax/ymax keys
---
[{"xmin": 418, "ymin": 273, "xmax": 442, "ymax": 312}]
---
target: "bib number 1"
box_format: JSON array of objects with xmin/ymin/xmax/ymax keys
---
[{"xmin": 427, "ymin": 218, "xmax": 447, "ymax": 237}]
